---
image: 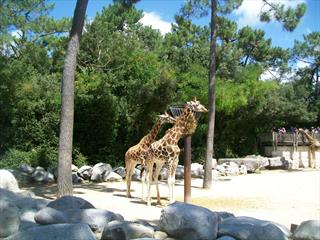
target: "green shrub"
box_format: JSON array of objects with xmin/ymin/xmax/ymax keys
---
[
  {"xmin": 73, "ymin": 148, "xmax": 88, "ymax": 167},
  {"xmin": 0, "ymin": 149, "xmax": 37, "ymax": 169}
]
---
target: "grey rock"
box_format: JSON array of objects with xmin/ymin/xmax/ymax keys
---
[
  {"xmin": 67, "ymin": 208, "xmax": 120, "ymax": 232},
  {"xmin": 0, "ymin": 200, "xmax": 20, "ymax": 238},
  {"xmin": 72, "ymin": 172, "xmax": 83, "ymax": 183},
  {"xmin": 160, "ymin": 201, "xmax": 218, "ymax": 240},
  {"xmin": 5, "ymin": 223, "xmax": 96, "ymax": 240},
  {"xmin": 90, "ymin": 163, "xmax": 112, "ymax": 182},
  {"xmin": 113, "ymin": 167, "xmax": 126, "ymax": 178},
  {"xmin": 47, "ymin": 195, "xmax": 95, "ymax": 211},
  {"xmin": 239, "ymin": 165, "xmax": 248, "ymax": 175},
  {"xmin": 268, "ymin": 157, "xmax": 290, "ymax": 169},
  {"xmin": 0, "ymin": 169, "xmax": 20, "ymax": 191},
  {"xmin": 217, "ymin": 236, "xmax": 237, "ymax": 240},
  {"xmin": 216, "ymin": 164, "xmax": 226, "ymax": 175},
  {"xmin": 159, "ymin": 167, "xmax": 169, "ymax": 181},
  {"xmin": 225, "ymin": 162, "xmax": 240, "ymax": 176},
  {"xmin": 31, "ymin": 167, "xmax": 47, "ymax": 182},
  {"xmin": 175, "ymin": 165, "xmax": 184, "ymax": 179},
  {"xmin": 78, "ymin": 165, "xmax": 92, "ymax": 180},
  {"xmin": 219, "ymin": 155, "xmax": 269, "ymax": 173},
  {"xmin": 19, "ymin": 164, "xmax": 34, "ymax": 174},
  {"xmin": 19, "ymin": 208, "xmax": 39, "ymax": 230},
  {"xmin": 293, "ymin": 220, "xmax": 320, "ymax": 240},
  {"xmin": 154, "ymin": 230, "xmax": 168, "ymax": 240},
  {"xmin": 102, "ymin": 220, "xmax": 155, "ymax": 240},
  {"xmin": 43, "ymin": 172, "xmax": 55, "ymax": 183},
  {"xmin": 103, "ymin": 171, "xmax": 123, "ymax": 182},
  {"xmin": 191, "ymin": 163, "xmax": 204, "ymax": 178},
  {"xmin": 35, "ymin": 206, "xmax": 120, "ymax": 233},
  {"xmin": 218, "ymin": 216, "xmax": 291, "ymax": 240},
  {"xmin": 0, "ymin": 187, "xmax": 48, "ymax": 211},
  {"xmin": 71, "ymin": 164, "xmax": 78, "ymax": 172},
  {"xmin": 132, "ymin": 168, "xmax": 141, "ymax": 181},
  {"xmin": 216, "ymin": 211, "xmax": 235, "ymax": 222},
  {"xmin": 34, "ymin": 207, "xmax": 68, "ymax": 225}
]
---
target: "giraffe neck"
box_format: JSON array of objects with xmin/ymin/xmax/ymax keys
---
[
  {"xmin": 162, "ymin": 108, "xmax": 194, "ymax": 145},
  {"xmin": 300, "ymin": 130, "xmax": 316, "ymax": 143},
  {"xmin": 139, "ymin": 119, "xmax": 163, "ymax": 146}
]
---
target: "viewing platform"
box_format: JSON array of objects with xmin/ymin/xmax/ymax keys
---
[{"xmin": 259, "ymin": 132, "xmax": 320, "ymax": 169}]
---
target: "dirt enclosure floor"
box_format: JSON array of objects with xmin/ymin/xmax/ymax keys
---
[{"xmin": 22, "ymin": 169, "xmax": 320, "ymax": 228}]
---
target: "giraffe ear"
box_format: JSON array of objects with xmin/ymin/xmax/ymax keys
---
[{"xmin": 193, "ymin": 96, "xmax": 197, "ymax": 101}]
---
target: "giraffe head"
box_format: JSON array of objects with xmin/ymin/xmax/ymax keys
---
[
  {"xmin": 158, "ymin": 112, "xmax": 176, "ymax": 124},
  {"xmin": 182, "ymin": 98, "xmax": 207, "ymax": 136},
  {"xmin": 185, "ymin": 97, "xmax": 208, "ymax": 113}
]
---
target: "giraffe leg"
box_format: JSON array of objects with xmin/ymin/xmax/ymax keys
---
[
  {"xmin": 169, "ymin": 157, "xmax": 179, "ymax": 203},
  {"xmin": 141, "ymin": 165, "xmax": 147, "ymax": 201},
  {"xmin": 125, "ymin": 159, "xmax": 137, "ymax": 198},
  {"xmin": 146, "ymin": 161, "xmax": 153, "ymax": 206},
  {"xmin": 153, "ymin": 161, "xmax": 164, "ymax": 205},
  {"xmin": 311, "ymin": 150, "xmax": 316, "ymax": 168}
]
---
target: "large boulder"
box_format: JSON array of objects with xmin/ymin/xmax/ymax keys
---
[
  {"xmin": 218, "ymin": 155, "xmax": 269, "ymax": 173},
  {"xmin": 113, "ymin": 167, "xmax": 126, "ymax": 178},
  {"xmin": 101, "ymin": 220, "xmax": 155, "ymax": 240},
  {"xmin": 175, "ymin": 165, "xmax": 184, "ymax": 179},
  {"xmin": 78, "ymin": 165, "xmax": 92, "ymax": 180},
  {"xmin": 103, "ymin": 171, "xmax": 123, "ymax": 182},
  {"xmin": 72, "ymin": 172, "xmax": 83, "ymax": 183},
  {"xmin": 90, "ymin": 163, "xmax": 112, "ymax": 182},
  {"xmin": 293, "ymin": 220, "xmax": 320, "ymax": 240},
  {"xmin": 159, "ymin": 167, "xmax": 169, "ymax": 180},
  {"xmin": 267, "ymin": 156, "xmax": 290, "ymax": 169},
  {"xmin": 19, "ymin": 208, "xmax": 39, "ymax": 230},
  {"xmin": 5, "ymin": 223, "xmax": 96, "ymax": 240},
  {"xmin": 191, "ymin": 163, "xmax": 204, "ymax": 178},
  {"xmin": 19, "ymin": 164, "xmax": 34, "ymax": 174},
  {"xmin": 35, "ymin": 206, "xmax": 123, "ymax": 233},
  {"xmin": 160, "ymin": 202, "xmax": 218, "ymax": 240},
  {"xmin": 31, "ymin": 166, "xmax": 47, "ymax": 182},
  {"xmin": 47, "ymin": 195, "xmax": 95, "ymax": 211},
  {"xmin": 0, "ymin": 169, "xmax": 20, "ymax": 191},
  {"xmin": 218, "ymin": 216, "xmax": 291, "ymax": 240},
  {"xmin": 67, "ymin": 208, "xmax": 122, "ymax": 232},
  {"xmin": 34, "ymin": 207, "xmax": 68, "ymax": 225},
  {"xmin": 0, "ymin": 200, "xmax": 20, "ymax": 238}
]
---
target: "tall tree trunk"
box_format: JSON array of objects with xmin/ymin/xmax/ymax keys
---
[
  {"xmin": 57, "ymin": 0, "xmax": 88, "ymax": 197},
  {"xmin": 203, "ymin": 0, "xmax": 217, "ymax": 189}
]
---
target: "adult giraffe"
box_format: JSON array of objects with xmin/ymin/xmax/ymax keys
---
[{"xmin": 145, "ymin": 98, "xmax": 207, "ymax": 206}]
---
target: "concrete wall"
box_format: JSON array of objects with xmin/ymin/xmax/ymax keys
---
[{"xmin": 263, "ymin": 146, "xmax": 320, "ymax": 169}]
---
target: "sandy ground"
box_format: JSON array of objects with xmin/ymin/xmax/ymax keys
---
[{"xmin": 22, "ymin": 169, "xmax": 320, "ymax": 228}]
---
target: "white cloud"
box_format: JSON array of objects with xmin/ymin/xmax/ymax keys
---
[
  {"xmin": 235, "ymin": 0, "xmax": 306, "ymax": 28},
  {"xmin": 296, "ymin": 60, "xmax": 310, "ymax": 69},
  {"xmin": 260, "ymin": 68, "xmax": 280, "ymax": 80},
  {"xmin": 139, "ymin": 12, "xmax": 172, "ymax": 35},
  {"xmin": 10, "ymin": 29, "xmax": 22, "ymax": 38}
]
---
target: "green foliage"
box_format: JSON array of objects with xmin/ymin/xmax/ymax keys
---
[
  {"xmin": 0, "ymin": 149, "xmax": 37, "ymax": 169},
  {"xmin": 259, "ymin": 1, "xmax": 306, "ymax": 32}
]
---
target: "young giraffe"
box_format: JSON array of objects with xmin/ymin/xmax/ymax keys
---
[
  {"xmin": 125, "ymin": 112, "xmax": 176, "ymax": 199},
  {"xmin": 298, "ymin": 128, "xmax": 320, "ymax": 168},
  {"xmin": 145, "ymin": 99, "xmax": 207, "ymax": 206}
]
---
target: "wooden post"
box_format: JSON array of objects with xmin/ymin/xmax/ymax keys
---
[{"xmin": 184, "ymin": 136, "xmax": 192, "ymax": 203}]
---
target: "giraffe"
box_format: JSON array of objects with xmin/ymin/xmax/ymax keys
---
[
  {"xmin": 145, "ymin": 98, "xmax": 207, "ymax": 206},
  {"xmin": 298, "ymin": 128, "xmax": 320, "ymax": 168},
  {"xmin": 125, "ymin": 112, "xmax": 176, "ymax": 199}
]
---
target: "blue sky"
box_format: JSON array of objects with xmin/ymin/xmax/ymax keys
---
[{"xmin": 50, "ymin": 0, "xmax": 319, "ymax": 50}]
